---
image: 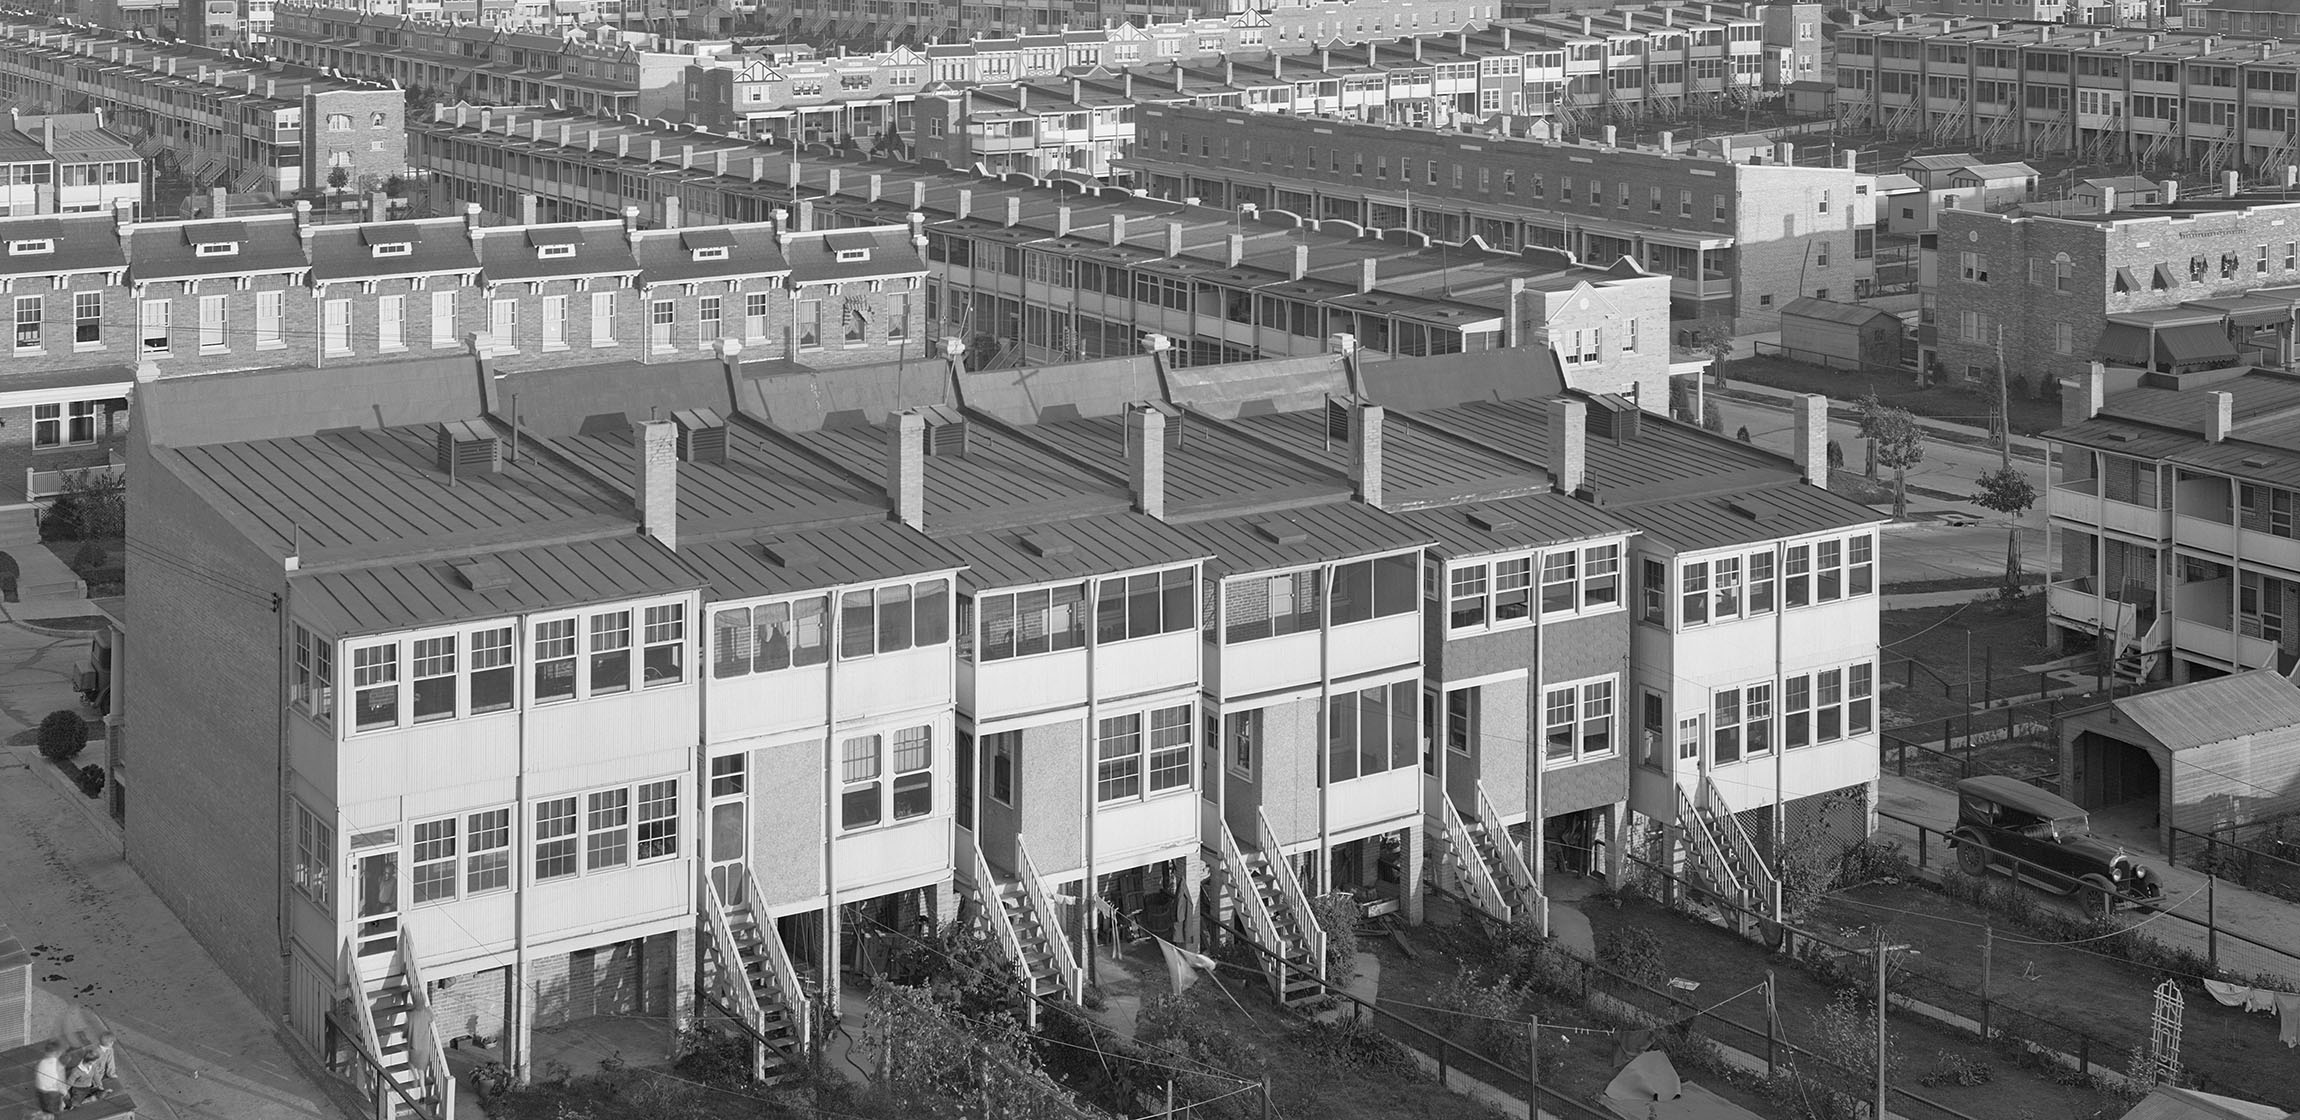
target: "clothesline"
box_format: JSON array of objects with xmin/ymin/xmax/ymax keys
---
[{"xmin": 2203, "ymin": 980, "xmax": 2300, "ymax": 1048}]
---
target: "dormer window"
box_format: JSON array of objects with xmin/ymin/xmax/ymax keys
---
[
  {"xmin": 835, "ymin": 247, "xmax": 871, "ymax": 263},
  {"xmin": 681, "ymin": 228, "xmax": 736, "ymax": 263},
  {"xmin": 8, "ymin": 239, "xmax": 53, "ymax": 256},
  {"xmin": 370, "ymin": 241, "xmax": 412, "ymax": 258},
  {"xmin": 527, "ymin": 227, "xmax": 584, "ymax": 260},
  {"xmin": 186, "ymin": 221, "xmax": 244, "ymax": 258},
  {"xmin": 536, "ymin": 243, "xmax": 576, "ymax": 259},
  {"xmin": 195, "ymin": 241, "xmax": 239, "ymax": 257},
  {"xmin": 692, "ymin": 246, "xmax": 729, "ymax": 262}
]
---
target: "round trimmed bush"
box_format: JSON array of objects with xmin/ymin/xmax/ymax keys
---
[{"xmin": 38, "ymin": 709, "xmax": 87, "ymax": 762}]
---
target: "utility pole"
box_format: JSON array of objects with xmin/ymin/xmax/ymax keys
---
[
  {"xmin": 1995, "ymin": 324, "xmax": 2012, "ymax": 465},
  {"xmin": 1874, "ymin": 927, "xmax": 1911, "ymax": 1120}
]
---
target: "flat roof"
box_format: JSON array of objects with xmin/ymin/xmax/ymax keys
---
[
  {"xmin": 295, "ymin": 534, "xmax": 702, "ymax": 637},
  {"xmin": 678, "ymin": 520, "xmax": 968, "ymax": 600},
  {"xmin": 934, "ymin": 511, "xmax": 1214, "ymax": 592}
]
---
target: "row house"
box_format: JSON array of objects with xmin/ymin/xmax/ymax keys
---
[
  {"xmin": 1934, "ymin": 187, "xmax": 2300, "ymax": 392},
  {"xmin": 268, "ymin": 5, "xmax": 731, "ymax": 118},
  {"xmin": 1836, "ymin": 17, "xmax": 2300, "ymax": 178},
  {"xmin": 0, "ymin": 112, "xmax": 146, "ymax": 219},
  {"xmin": 0, "ymin": 19, "xmax": 407, "ymax": 195},
  {"xmin": 764, "ymin": 0, "xmax": 1496, "ymax": 51},
  {"xmin": 405, "ymin": 111, "xmax": 1690, "ymax": 389},
  {"xmin": 1125, "ymin": 102, "xmax": 1877, "ymax": 328},
  {"xmin": 2046, "ymin": 364, "xmax": 2300, "ymax": 688}
]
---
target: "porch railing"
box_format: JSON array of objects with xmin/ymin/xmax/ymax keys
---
[
  {"xmin": 395, "ymin": 927, "xmax": 456, "ymax": 1120},
  {"xmin": 1215, "ymin": 820, "xmax": 1288, "ymax": 991},
  {"xmin": 1012, "ymin": 834, "xmax": 1082, "ymax": 1001},
  {"xmin": 971, "ymin": 834, "xmax": 1039, "ymax": 1023},
  {"xmin": 743, "ymin": 863, "xmax": 810, "ymax": 1061},
  {"xmin": 1700, "ymin": 775, "xmax": 1780, "ymax": 917},
  {"xmin": 701, "ymin": 877, "xmax": 770, "ymax": 1081},
  {"xmin": 25, "ymin": 453, "xmax": 123, "ymax": 503},
  {"xmin": 337, "ymin": 939, "xmax": 389, "ymax": 1115},
  {"xmin": 1676, "ymin": 783, "xmax": 1747, "ymax": 901},
  {"xmin": 1477, "ymin": 781, "xmax": 1546, "ymax": 936},
  {"xmin": 1256, "ymin": 808, "xmax": 1324, "ymax": 983}
]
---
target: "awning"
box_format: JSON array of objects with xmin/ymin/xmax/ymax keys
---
[
  {"xmin": 2095, "ymin": 321, "xmax": 2152, "ymax": 365},
  {"xmin": 2186, "ymin": 295, "xmax": 2295, "ymax": 329},
  {"xmin": 2157, "ymin": 321, "xmax": 2240, "ymax": 367}
]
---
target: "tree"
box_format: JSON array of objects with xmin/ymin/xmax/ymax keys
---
[
  {"xmin": 1857, "ymin": 394, "xmax": 1926, "ymax": 520},
  {"xmin": 1702, "ymin": 402, "xmax": 1725, "ymax": 433},
  {"xmin": 1973, "ymin": 466, "xmax": 2040, "ymax": 600},
  {"xmin": 327, "ymin": 166, "xmax": 350, "ymax": 191},
  {"xmin": 1691, "ymin": 316, "xmax": 1737, "ymax": 367},
  {"xmin": 1668, "ymin": 376, "xmax": 1694, "ymax": 422},
  {"xmin": 1827, "ymin": 439, "xmax": 1845, "ymax": 470},
  {"xmin": 1735, "ymin": 425, "xmax": 1753, "ymax": 443}
]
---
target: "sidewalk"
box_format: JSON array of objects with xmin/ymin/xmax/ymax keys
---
[
  {"xmin": 1708, "ymin": 376, "xmax": 2053, "ymax": 466},
  {"xmin": 1874, "ymin": 774, "xmax": 2300, "ymax": 983},
  {"xmin": 0, "ymin": 620, "xmax": 337, "ymax": 1120}
]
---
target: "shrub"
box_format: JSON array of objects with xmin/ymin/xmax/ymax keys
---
[
  {"xmin": 1430, "ymin": 966, "xmax": 1525, "ymax": 1061},
  {"xmin": 1735, "ymin": 425, "xmax": 1753, "ymax": 443},
  {"xmin": 71, "ymin": 541, "xmax": 109, "ymax": 573},
  {"xmin": 1826, "ymin": 439, "xmax": 1845, "ymax": 469},
  {"xmin": 1295, "ymin": 1016, "xmax": 1421, "ymax": 1078},
  {"xmin": 1597, "ymin": 926, "xmax": 1666, "ymax": 988},
  {"xmin": 40, "ymin": 468, "xmax": 125, "ymax": 542},
  {"xmin": 1308, "ymin": 892, "xmax": 1362, "ymax": 985},
  {"xmin": 74, "ymin": 763, "xmax": 104, "ymax": 798},
  {"xmin": 38, "ymin": 709, "xmax": 87, "ymax": 762}
]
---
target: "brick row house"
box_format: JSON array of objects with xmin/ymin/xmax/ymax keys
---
[{"xmin": 116, "ymin": 324, "xmax": 1882, "ymax": 1113}]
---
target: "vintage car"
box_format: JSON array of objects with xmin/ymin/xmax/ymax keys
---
[{"xmin": 1947, "ymin": 776, "xmax": 2163, "ymax": 914}]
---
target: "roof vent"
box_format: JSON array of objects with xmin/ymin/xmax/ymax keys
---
[
  {"xmin": 449, "ymin": 556, "xmax": 514, "ymax": 590},
  {"xmin": 2242, "ymin": 455, "xmax": 2274, "ymax": 468},
  {"xmin": 1467, "ymin": 510, "xmax": 1520, "ymax": 533},
  {"xmin": 1725, "ymin": 498, "xmax": 1772, "ymax": 521},
  {"xmin": 920, "ymin": 404, "xmax": 969, "ymax": 458},
  {"xmin": 757, "ymin": 537, "xmax": 826, "ymax": 568},
  {"xmin": 1586, "ymin": 393, "xmax": 1642, "ymax": 443},
  {"xmin": 2103, "ymin": 432, "xmax": 2134, "ymax": 442},
  {"xmin": 1022, "ymin": 531, "xmax": 1074, "ymax": 558},
  {"xmin": 1254, "ymin": 518, "xmax": 1309, "ymax": 546},
  {"xmin": 435, "ymin": 419, "xmax": 502, "ymax": 479},
  {"xmin": 674, "ymin": 408, "xmax": 728, "ymax": 463}
]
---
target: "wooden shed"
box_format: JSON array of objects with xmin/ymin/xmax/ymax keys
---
[
  {"xmin": 1776, "ymin": 298, "xmax": 1905, "ymax": 370},
  {"xmin": 2058, "ymin": 670, "xmax": 2300, "ymax": 856}
]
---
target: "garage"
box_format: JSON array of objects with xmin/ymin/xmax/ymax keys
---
[{"xmin": 2057, "ymin": 670, "xmax": 2300, "ymax": 856}]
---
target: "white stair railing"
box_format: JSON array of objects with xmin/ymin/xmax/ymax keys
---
[
  {"xmin": 1256, "ymin": 808, "xmax": 1325, "ymax": 982},
  {"xmin": 1676, "ymin": 783, "xmax": 1746, "ymax": 900},
  {"xmin": 702, "ymin": 879, "xmax": 770, "ymax": 1081},
  {"xmin": 1012, "ymin": 834, "xmax": 1082, "ymax": 1001},
  {"xmin": 1440, "ymin": 797, "xmax": 1512, "ymax": 923},
  {"xmin": 1477, "ymin": 782, "xmax": 1546, "ymax": 936},
  {"xmin": 743, "ymin": 864, "xmax": 810, "ymax": 1061},
  {"xmin": 395, "ymin": 928, "xmax": 455, "ymax": 1120},
  {"xmin": 1700, "ymin": 776, "xmax": 1780, "ymax": 914},
  {"xmin": 970, "ymin": 836, "xmax": 1039, "ymax": 1016},
  {"xmin": 338, "ymin": 940, "xmax": 389, "ymax": 1118},
  {"xmin": 1216, "ymin": 820, "xmax": 1286, "ymax": 981}
]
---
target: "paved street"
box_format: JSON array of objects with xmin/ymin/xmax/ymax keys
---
[{"xmin": 0, "ymin": 619, "xmax": 337, "ymax": 1120}]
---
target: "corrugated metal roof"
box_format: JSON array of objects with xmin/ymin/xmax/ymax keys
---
[
  {"xmin": 2113, "ymin": 670, "xmax": 2300, "ymax": 752},
  {"xmin": 1182, "ymin": 499, "xmax": 1433, "ymax": 578},
  {"xmin": 796, "ymin": 416, "xmax": 1127, "ymax": 530},
  {"xmin": 935, "ymin": 512, "xmax": 1213, "ymax": 591},
  {"xmin": 1612, "ymin": 483, "xmax": 1886, "ymax": 554},
  {"xmin": 295, "ymin": 535, "xmax": 701, "ymax": 637},
  {"xmin": 1394, "ymin": 493, "xmax": 1638, "ymax": 558},
  {"xmin": 679, "ymin": 521, "xmax": 968, "ymax": 600}
]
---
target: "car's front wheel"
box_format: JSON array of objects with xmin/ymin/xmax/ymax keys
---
[
  {"xmin": 1955, "ymin": 834, "xmax": 1989, "ymax": 876},
  {"xmin": 2079, "ymin": 874, "xmax": 2118, "ymax": 918}
]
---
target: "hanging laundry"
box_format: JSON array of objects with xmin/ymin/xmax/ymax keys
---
[
  {"xmin": 2205, "ymin": 980, "xmax": 2251, "ymax": 1008},
  {"xmin": 2277, "ymin": 993, "xmax": 2300, "ymax": 1048},
  {"xmin": 2250, "ymin": 987, "xmax": 2279, "ymax": 1014}
]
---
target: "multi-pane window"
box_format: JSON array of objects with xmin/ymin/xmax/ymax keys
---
[
  {"xmin": 971, "ymin": 582, "xmax": 1084, "ymax": 660},
  {"xmin": 650, "ymin": 298, "xmax": 674, "ymax": 349},
  {"xmin": 14, "ymin": 294, "xmax": 39, "ymax": 351},
  {"xmin": 466, "ymin": 808, "xmax": 511, "ymax": 894},
  {"xmin": 745, "ymin": 292, "xmax": 770, "ymax": 340},
  {"xmin": 1817, "ymin": 539, "xmax": 1844, "ymax": 602},
  {"xmin": 292, "ymin": 801, "xmax": 333, "ymax": 911},
  {"xmin": 1447, "ymin": 554, "xmax": 1537, "ymax": 631},
  {"xmin": 1712, "ymin": 556, "xmax": 1742, "ymax": 618},
  {"xmin": 840, "ymin": 726, "xmax": 932, "ymax": 829},
  {"xmin": 1327, "ymin": 554, "xmax": 1418, "ymax": 624},
  {"xmin": 1748, "ymin": 552, "xmax": 1776, "ymax": 613},
  {"xmin": 411, "ymin": 636, "xmax": 456, "ymax": 722},
  {"xmin": 139, "ymin": 298, "xmax": 168, "ymax": 354},
  {"xmin": 1640, "ymin": 558, "xmax": 1666, "ymax": 623},
  {"xmin": 1849, "ymin": 663, "xmax": 1874, "ymax": 735},
  {"xmin": 698, "ymin": 295, "xmax": 721, "ymax": 346},
  {"xmin": 490, "ymin": 298, "xmax": 517, "ymax": 344},
  {"xmin": 1848, "ymin": 535, "xmax": 1874, "ymax": 596},
  {"xmin": 637, "ymin": 779, "xmax": 679, "ymax": 858},
  {"xmin": 797, "ymin": 298, "xmax": 822, "ymax": 348},
  {"xmin": 534, "ymin": 618, "xmax": 577, "ymax": 701},
  {"xmin": 292, "ymin": 624, "xmax": 334, "ymax": 727},
  {"xmin": 1544, "ymin": 678, "xmax": 1616, "ymax": 765},
  {"xmin": 890, "ymin": 727, "xmax": 932, "ymax": 820},
  {"xmin": 1096, "ymin": 713, "xmax": 1143, "ymax": 801},
  {"xmin": 642, "ymin": 604, "xmax": 685, "ymax": 686},
  {"xmin": 379, "ymin": 294, "xmax": 405, "ymax": 351},
  {"xmin": 534, "ymin": 797, "xmax": 579, "ymax": 880},
  {"xmin": 1784, "ymin": 545, "xmax": 1811, "ymax": 607},
  {"xmin": 1449, "ymin": 565, "xmax": 1488, "ymax": 628},
  {"xmin": 73, "ymin": 291, "xmax": 99, "ymax": 346},
  {"xmin": 542, "ymin": 294, "xmax": 565, "ymax": 348},
  {"xmin": 836, "ymin": 578, "xmax": 950, "ymax": 658},
  {"xmin": 1148, "ymin": 705, "xmax": 1192, "ymax": 791},
  {"xmin": 1786, "ymin": 675, "xmax": 1812, "ymax": 748},
  {"xmin": 1582, "ymin": 544, "xmax": 1621, "ymax": 606},
  {"xmin": 1223, "ymin": 569, "xmax": 1322, "ymax": 643},
  {"xmin": 590, "ymin": 291, "xmax": 615, "ymax": 346},
  {"xmin": 712, "ymin": 596, "xmax": 831, "ymax": 677},
  {"xmin": 1680, "ymin": 561, "xmax": 1709, "ymax": 626},
  {"xmin": 1712, "ymin": 688, "xmax": 1742, "ymax": 764},
  {"xmin": 412, "ymin": 817, "xmax": 458, "ymax": 903},
  {"xmin": 468, "ymin": 627, "xmax": 514, "ymax": 713},
  {"xmin": 1328, "ymin": 680, "xmax": 1417, "ymax": 782},
  {"xmin": 430, "ymin": 290, "xmax": 456, "ymax": 348},
  {"xmin": 322, "ymin": 298, "xmax": 349, "ymax": 355},
  {"xmin": 1640, "ymin": 690, "xmax": 1666, "ymax": 768},
  {"xmin": 1816, "ymin": 669, "xmax": 1844, "ymax": 740},
  {"xmin": 1742, "ymin": 683, "xmax": 1774, "ymax": 757},
  {"xmin": 352, "ymin": 642, "xmax": 398, "ymax": 730},
  {"xmin": 590, "ymin": 611, "xmax": 632, "ymax": 694},
  {"xmin": 1095, "ymin": 567, "xmax": 1195, "ymax": 642},
  {"xmin": 987, "ymin": 730, "xmax": 1017, "ymax": 804},
  {"xmin": 533, "ymin": 782, "xmax": 679, "ymax": 878},
  {"xmin": 586, "ymin": 788, "xmax": 631, "ymax": 869}
]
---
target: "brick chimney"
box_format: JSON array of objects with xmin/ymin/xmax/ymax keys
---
[
  {"xmin": 1793, "ymin": 394, "xmax": 1828, "ymax": 490},
  {"xmin": 1548, "ymin": 398, "xmax": 1587, "ymax": 495},
  {"xmin": 1128, "ymin": 404, "xmax": 1167, "ymax": 520},
  {"xmin": 2062, "ymin": 362, "xmax": 2106, "ymax": 426},
  {"xmin": 634, "ymin": 419, "xmax": 678, "ymax": 550},
  {"xmin": 887, "ymin": 412, "xmax": 926, "ymax": 530}
]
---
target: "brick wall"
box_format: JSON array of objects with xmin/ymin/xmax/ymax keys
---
[
  {"xmin": 429, "ymin": 965, "xmax": 510, "ymax": 1045},
  {"xmin": 141, "ymin": 273, "xmax": 319, "ymax": 374},
  {"xmin": 529, "ymin": 934, "xmax": 674, "ymax": 1029},
  {"xmin": 306, "ymin": 88, "xmax": 408, "ymax": 191},
  {"xmin": 123, "ymin": 430, "xmax": 291, "ymax": 1015}
]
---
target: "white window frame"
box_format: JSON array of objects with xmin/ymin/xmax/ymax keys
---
[
  {"xmin": 72, "ymin": 290, "xmax": 99, "ymax": 349},
  {"xmin": 139, "ymin": 298, "xmax": 168, "ymax": 356},
  {"xmin": 430, "ymin": 289, "xmax": 456, "ymax": 348},
  {"xmin": 292, "ymin": 624, "xmax": 336, "ymax": 728},
  {"xmin": 1542, "ymin": 675, "xmax": 1617, "ymax": 767},
  {"xmin": 490, "ymin": 298, "xmax": 517, "ymax": 345},
  {"xmin": 528, "ymin": 598, "xmax": 688, "ymax": 704},
  {"xmin": 532, "ymin": 779, "xmax": 680, "ymax": 880},
  {"xmin": 1445, "ymin": 553, "xmax": 1536, "ymax": 634},
  {"xmin": 345, "ymin": 620, "xmax": 524, "ymax": 733},
  {"xmin": 710, "ymin": 593, "xmax": 836, "ymax": 679},
  {"xmin": 292, "ymin": 800, "xmax": 333, "ymax": 913},
  {"xmin": 322, "ymin": 297, "xmax": 350, "ymax": 356},
  {"xmin": 839, "ymin": 724, "xmax": 934, "ymax": 832},
  {"xmin": 1095, "ymin": 702, "xmax": 1194, "ymax": 804},
  {"xmin": 378, "ymin": 293, "xmax": 405, "ymax": 352},
  {"xmin": 590, "ymin": 290, "xmax": 614, "ymax": 346},
  {"xmin": 12, "ymin": 294, "xmax": 38, "ymax": 353},
  {"xmin": 744, "ymin": 290, "xmax": 770, "ymax": 341},
  {"xmin": 256, "ymin": 288, "xmax": 284, "ymax": 348}
]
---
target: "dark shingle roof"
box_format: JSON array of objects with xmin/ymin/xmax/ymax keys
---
[
  {"xmin": 632, "ymin": 223, "xmax": 791, "ymax": 285},
  {"xmin": 474, "ymin": 219, "xmax": 638, "ymax": 281},
  {"xmin": 0, "ymin": 213, "xmax": 122, "ymax": 277},
  {"xmin": 127, "ymin": 215, "xmax": 306, "ymax": 281},
  {"xmin": 307, "ymin": 217, "xmax": 479, "ymax": 282}
]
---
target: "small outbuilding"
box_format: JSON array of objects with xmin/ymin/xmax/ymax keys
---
[
  {"xmin": 2058, "ymin": 670, "xmax": 2300, "ymax": 856},
  {"xmin": 1784, "ymin": 79, "xmax": 1834, "ymax": 118},
  {"xmin": 1776, "ymin": 297, "xmax": 1905, "ymax": 370}
]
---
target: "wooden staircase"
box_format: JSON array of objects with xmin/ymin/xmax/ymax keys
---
[
  {"xmin": 1217, "ymin": 816, "xmax": 1323, "ymax": 1008},
  {"xmin": 701, "ymin": 868, "xmax": 811, "ymax": 1084},
  {"xmin": 342, "ymin": 934, "xmax": 454, "ymax": 1120},
  {"xmin": 1442, "ymin": 783, "xmax": 1549, "ymax": 933},
  {"xmin": 1676, "ymin": 777, "xmax": 1780, "ymax": 921},
  {"xmin": 967, "ymin": 834, "xmax": 1080, "ymax": 1012}
]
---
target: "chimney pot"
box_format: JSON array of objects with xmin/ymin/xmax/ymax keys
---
[
  {"xmin": 1292, "ymin": 243, "xmax": 1309, "ymax": 280},
  {"xmin": 1005, "ymin": 196, "xmax": 1021, "ymax": 227},
  {"xmin": 1547, "ymin": 398, "xmax": 1587, "ymax": 495},
  {"xmin": 2226, "ymin": 169, "xmax": 2242, "ymax": 198}
]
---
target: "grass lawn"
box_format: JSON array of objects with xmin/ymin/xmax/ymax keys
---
[
  {"xmin": 1828, "ymin": 469, "xmax": 1894, "ymax": 507},
  {"xmin": 1719, "ymin": 355, "xmax": 2064, "ymax": 436},
  {"xmin": 1880, "ymin": 595, "xmax": 2054, "ymax": 729},
  {"xmin": 1809, "ymin": 881, "xmax": 2299, "ymax": 1110},
  {"xmin": 1884, "ymin": 731, "xmax": 2060, "ymax": 791},
  {"xmin": 1578, "ymin": 898, "xmax": 2130, "ymax": 1120},
  {"xmin": 1361, "ymin": 905, "xmax": 1781, "ymax": 1119}
]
